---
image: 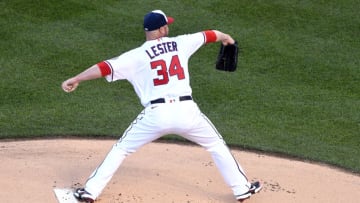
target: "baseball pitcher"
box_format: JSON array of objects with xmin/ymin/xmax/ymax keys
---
[{"xmin": 62, "ymin": 10, "xmax": 261, "ymax": 202}]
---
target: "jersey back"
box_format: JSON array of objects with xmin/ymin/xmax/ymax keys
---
[{"xmin": 104, "ymin": 32, "xmax": 206, "ymax": 106}]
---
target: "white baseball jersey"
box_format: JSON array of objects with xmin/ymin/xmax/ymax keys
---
[
  {"xmin": 84, "ymin": 31, "xmax": 251, "ymax": 201},
  {"xmin": 102, "ymin": 32, "xmax": 204, "ymax": 107}
]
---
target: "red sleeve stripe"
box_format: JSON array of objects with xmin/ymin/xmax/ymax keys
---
[
  {"xmin": 97, "ymin": 61, "xmax": 111, "ymax": 76},
  {"xmin": 204, "ymin": 30, "xmax": 217, "ymax": 44}
]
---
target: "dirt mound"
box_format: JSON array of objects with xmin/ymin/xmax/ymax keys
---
[{"xmin": 0, "ymin": 139, "xmax": 359, "ymax": 202}]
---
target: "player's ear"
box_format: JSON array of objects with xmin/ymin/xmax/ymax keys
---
[{"xmin": 159, "ymin": 25, "xmax": 167, "ymax": 35}]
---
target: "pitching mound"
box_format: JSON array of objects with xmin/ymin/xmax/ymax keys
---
[{"xmin": 0, "ymin": 139, "xmax": 359, "ymax": 202}]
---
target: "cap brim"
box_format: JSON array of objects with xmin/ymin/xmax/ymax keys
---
[{"xmin": 167, "ymin": 16, "xmax": 174, "ymax": 24}]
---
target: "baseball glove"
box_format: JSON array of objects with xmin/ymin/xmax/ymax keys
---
[{"xmin": 215, "ymin": 41, "xmax": 239, "ymax": 72}]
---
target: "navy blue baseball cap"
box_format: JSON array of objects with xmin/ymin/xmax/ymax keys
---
[{"xmin": 143, "ymin": 10, "xmax": 174, "ymax": 31}]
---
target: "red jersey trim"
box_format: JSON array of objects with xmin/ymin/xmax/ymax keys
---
[
  {"xmin": 204, "ymin": 30, "xmax": 217, "ymax": 44},
  {"xmin": 97, "ymin": 61, "xmax": 111, "ymax": 76}
]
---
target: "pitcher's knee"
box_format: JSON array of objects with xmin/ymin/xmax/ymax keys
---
[
  {"xmin": 113, "ymin": 143, "xmax": 135, "ymax": 156},
  {"xmin": 205, "ymin": 140, "xmax": 227, "ymax": 153}
]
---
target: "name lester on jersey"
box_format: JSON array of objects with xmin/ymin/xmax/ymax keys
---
[{"xmin": 146, "ymin": 41, "xmax": 178, "ymax": 59}]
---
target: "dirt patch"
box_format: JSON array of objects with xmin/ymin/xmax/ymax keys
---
[{"xmin": 0, "ymin": 139, "xmax": 359, "ymax": 202}]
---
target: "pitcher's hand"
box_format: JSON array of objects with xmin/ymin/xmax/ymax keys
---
[{"xmin": 62, "ymin": 77, "xmax": 79, "ymax": 93}]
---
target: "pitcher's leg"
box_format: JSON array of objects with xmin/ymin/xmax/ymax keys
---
[
  {"xmin": 84, "ymin": 143, "xmax": 129, "ymax": 198},
  {"xmin": 84, "ymin": 109, "xmax": 161, "ymax": 199},
  {"xmin": 206, "ymin": 140, "xmax": 251, "ymax": 195},
  {"xmin": 184, "ymin": 112, "xmax": 251, "ymax": 196}
]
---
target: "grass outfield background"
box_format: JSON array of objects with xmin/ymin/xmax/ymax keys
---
[{"xmin": 1, "ymin": 1, "xmax": 359, "ymax": 172}]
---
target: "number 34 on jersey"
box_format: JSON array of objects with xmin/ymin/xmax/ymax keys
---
[{"xmin": 151, "ymin": 55, "xmax": 185, "ymax": 86}]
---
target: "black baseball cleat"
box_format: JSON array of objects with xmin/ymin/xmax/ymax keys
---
[
  {"xmin": 236, "ymin": 181, "xmax": 262, "ymax": 202},
  {"xmin": 249, "ymin": 181, "xmax": 262, "ymax": 194},
  {"xmin": 74, "ymin": 188, "xmax": 95, "ymax": 203}
]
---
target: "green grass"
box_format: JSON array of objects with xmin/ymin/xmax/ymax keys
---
[{"xmin": 1, "ymin": 0, "xmax": 359, "ymax": 173}]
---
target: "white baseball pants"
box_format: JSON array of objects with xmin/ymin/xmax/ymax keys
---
[{"xmin": 83, "ymin": 99, "xmax": 251, "ymax": 199}]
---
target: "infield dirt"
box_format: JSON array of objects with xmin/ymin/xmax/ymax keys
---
[{"xmin": 0, "ymin": 139, "xmax": 359, "ymax": 203}]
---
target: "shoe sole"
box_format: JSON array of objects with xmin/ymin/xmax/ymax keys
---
[{"xmin": 237, "ymin": 193, "xmax": 251, "ymax": 202}]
